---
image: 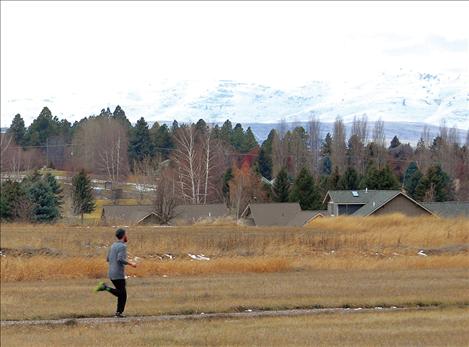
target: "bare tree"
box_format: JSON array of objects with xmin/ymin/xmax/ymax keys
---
[
  {"xmin": 73, "ymin": 117, "xmax": 129, "ymax": 183},
  {"xmin": 133, "ymin": 156, "xmax": 160, "ymax": 201},
  {"xmin": 371, "ymin": 118, "xmax": 386, "ymax": 169},
  {"xmin": 229, "ymin": 161, "xmax": 264, "ymax": 219},
  {"xmin": 172, "ymin": 124, "xmax": 221, "ymax": 204},
  {"xmin": 153, "ymin": 167, "xmax": 178, "ymax": 224},
  {"xmin": 331, "ymin": 116, "xmax": 347, "ymax": 174},
  {"xmin": 308, "ymin": 115, "xmax": 321, "ymax": 177}
]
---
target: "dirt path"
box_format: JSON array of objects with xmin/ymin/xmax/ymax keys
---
[{"xmin": 1, "ymin": 306, "xmax": 431, "ymax": 327}]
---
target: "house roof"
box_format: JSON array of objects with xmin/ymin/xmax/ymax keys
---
[
  {"xmin": 286, "ymin": 210, "xmax": 325, "ymax": 226},
  {"xmin": 101, "ymin": 205, "xmax": 155, "ymax": 223},
  {"xmin": 422, "ymin": 202, "xmax": 469, "ymax": 217},
  {"xmin": 102, "ymin": 203, "xmax": 229, "ymax": 224},
  {"xmin": 243, "ymin": 203, "xmax": 301, "ymax": 226},
  {"xmin": 324, "ymin": 190, "xmax": 433, "ymax": 217},
  {"xmin": 173, "ymin": 204, "xmax": 228, "ymax": 221}
]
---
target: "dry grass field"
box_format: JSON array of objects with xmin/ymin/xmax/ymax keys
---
[
  {"xmin": 1, "ymin": 215, "xmax": 468, "ymax": 346},
  {"xmin": 2, "ymin": 308, "xmax": 469, "ymax": 347}
]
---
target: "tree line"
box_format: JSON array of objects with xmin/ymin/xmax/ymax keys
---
[{"xmin": 1, "ymin": 106, "xmax": 468, "ymax": 223}]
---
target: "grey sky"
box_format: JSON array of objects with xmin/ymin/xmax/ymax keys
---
[{"xmin": 1, "ymin": 1, "xmax": 468, "ymax": 126}]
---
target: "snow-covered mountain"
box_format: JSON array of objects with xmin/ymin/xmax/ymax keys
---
[{"xmin": 134, "ymin": 70, "xmax": 468, "ymax": 130}]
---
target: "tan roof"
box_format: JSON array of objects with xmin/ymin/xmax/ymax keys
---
[
  {"xmin": 242, "ymin": 203, "xmax": 301, "ymax": 226},
  {"xmin": 101, "ymin": 205, "xmax": 155, "ymax": 223},
  {"xmin": 173, "ymin": 204, "xmax": 229, "ymax": 222},
  {"xmin": 286, "ymin": 210, "xmax": 324, "ymax": 226}
]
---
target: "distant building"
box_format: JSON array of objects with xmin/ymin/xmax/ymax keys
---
[
  {"xmin": 241, "ymin": 203, "xmax": 324, "ymax": 227},
  {"xmin": 101, "ymin": 203, "xmax": 228, "ymax": 225},
  {"xmin": 422, "ymin": 202, "xmax": 469, "ymax": 218},
  {"xmin": 323, "ymin": 190, "xmax": 434, "ymax": 217}
]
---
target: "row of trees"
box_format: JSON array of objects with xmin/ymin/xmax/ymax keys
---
[
  {"xmin": 2, "ymin": 107, "xmax": 468, "ymax": 222},
  {"xmin": 0, "ymin": 170, "xmax": 95, "ymax": 223}
]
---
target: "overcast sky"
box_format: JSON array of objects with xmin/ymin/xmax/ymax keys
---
[{"xmin": 1, "ymin": 1, "xmax": 468, "ymax": 126}]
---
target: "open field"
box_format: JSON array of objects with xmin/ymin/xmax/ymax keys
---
[
  {"xmin": 1, "ymin": 215, "xmax": 468, "ymax": 281},
  {"xmin": 1, "ymin": 215, "xmax": 468, "ymax": 346},
  {"xmin": 2, "ymin": 269, "xmax": 468, "ymax": 320},
  {"xmin": 2, "ymin": 308, "xmax": 469, "ymax": 346}
]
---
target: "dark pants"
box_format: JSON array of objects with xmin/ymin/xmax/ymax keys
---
[{"xmin": 108, "ymin": 279, "xmax": 127, "ymax": 314}]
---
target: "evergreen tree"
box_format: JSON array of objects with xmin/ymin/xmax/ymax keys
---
[
  {"xmin": 414, "ymin": 165, "xmax": 453, "ymax": 202},
  {"xmin": 195, "ymin": 119, "xmax": 208, "ymax": 134},
  {"xmin": 211, "ymin": 124, "xmax": 221, "ymax": 140},
  {"xmin": 222, "ymin": 168, "xmax": 234, "ymax": 202},
  {"xmin": 258, "ymin": 130, "xmax": 275, "ymax": 180},
  {"xmin": 327, "ymin": 166, "xmax": 341, "ymax": 190},
  {"xmin": 153, "ymin": 124, "xmax": 173, "ymax": 159},
  {"xmin": 242, "ymin": 127, "xmax": 258, "ymax": 152},
  {"xmin": 362, "ymin": 165, "xmax": 400, "ymax": 190},
  {"xmin": 220, "ymin": 120, "xmax": 233, "ymax": 144},
  {"xmin": 272, "ymin": 167, "xmax": 290, "ymax": 202},
  {"xmin": 24, "ymin": 107, "xmax": 60, "ymax": 146},
  {"xmin": 403, "ymin": 162, "xmax": 422, "ymax": 199},
  {"xmin": 7, "ymin": 114, "xmax": 26, "ymax": 146},
  {"xmin": 320, "ymin": 156, "xmax": 332, "ymax": 176},
  {"xmin": 0, "ymin": 180, "xmax": 28, "ymax": 221},
  {"xmin": 72, "ymin": 170, "xmax": 96, "ymax": 223},
  {"xmin": 338, "ymin": 167, "xmax": 360, "ymax": 190},
  {"xmin": 231, "ymin": 123, "xmax": 245, "ymax": 151},
  {"xmin": 390, "ymin": 135, "xmax": 401, "ymax": 149},
  {"xmin": 289, "ymin": 167, "xmax": 322, "ymax": 210},
  {"xmin": 321, "ymin": 132, "xmax": 333, "ymax": 156},
  {"xmin": 171, "ymin": 120, "xmax": 179, "ymax": 133},
  {"xmin": 129, "ymin": 117, "xmax": 155, "ymax": 163},
  {"xmin": 28, "ymin": 179, "xmax": 60, "ymax": 222},
  {"xmin": 112, "ymin": 105, "xmax": 132, "ymax": 129},
  {"xmin": 44, "ymin": 173, "xmax": 64, "ymax": 212}
]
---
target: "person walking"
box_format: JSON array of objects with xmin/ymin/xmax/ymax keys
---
[{"xmin": 94, "ymin": 228, "xmax": 136, "ymax": 317}]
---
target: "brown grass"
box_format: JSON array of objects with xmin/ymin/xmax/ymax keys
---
[
  {"xmin": 2, "ymin": 308, "xmax": 469, "ymax": 346},
  {"xmin": 1, "ymin": 215, "xmax": 468, "ymax": 281},
  {"xmin": 0, "ymin": 256, "xmax": 292, "ymax": 281},
  {"xmin": 2, "ymin": 215, "xmax": 468, "ymax": 257},
  {"xmin": 2, "ymin": 269, "xmax": 468, "ymax": 321}
]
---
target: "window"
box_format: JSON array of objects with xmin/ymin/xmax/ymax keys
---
[{"xmin": 352, "ymin": 191, "xmax": 359, "ymax": 197}]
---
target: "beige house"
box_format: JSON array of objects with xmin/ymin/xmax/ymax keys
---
[
  {"xmin": 323, "ymin": 190, "xmax": 434, "ymax": 217},
  {"xmin": 240, "ymin": 203, "xmax": 323, "ymax": 227}
]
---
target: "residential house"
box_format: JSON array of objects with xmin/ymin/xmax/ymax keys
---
[{"xmin": 323, "ymin": 190, "xmax": 434, "ymax": 217}]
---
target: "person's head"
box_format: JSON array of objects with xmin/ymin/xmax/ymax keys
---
[{"xmin": 115, "ymin": 228, "xmax": 127, "ymax": 242}]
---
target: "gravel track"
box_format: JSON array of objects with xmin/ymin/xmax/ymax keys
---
[{"xmin": 1, "ymin": 306, "xmax": 427, "ymax": 327}]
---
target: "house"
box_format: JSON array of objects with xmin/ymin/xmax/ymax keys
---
[
  {"xmin": 323, "ymin": 190, "xmax": 434, "ymax": 217},
  {"xmin": 241, "ymin": 203, "xmax": 324, "ymax": 227},
  {"xmin": 422, "ymin": 202, "xmax": 469, "ymax": 218},
  {"xmin": 101, "ymin": 205, "xmax": 157, "ymax": 225},
  {"xmin": 101, "ymin": 203, "xmax": 229, "ymax": 225},
  {"xmin": 172, "ymin": 204, "xmax": 229, "ymax": 224}
]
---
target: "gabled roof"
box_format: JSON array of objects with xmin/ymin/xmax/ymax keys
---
[
  {"xmin": 102, "ymin": 204, "xmax": 229, "ymax": 224},
  {"xmin": 324, "ymin": 190, "xmax": 434, "ymax": 217},
  {"xmin": 242, "ymin": 203, "xmax": 301, "ymax": 226},
  {"xmin": 101, "ymin": 205, "xmax": 155, "ymax": 223},
  {"xmin": 173, "ymin": 204, "xmax": 228, "ymax": 221},
  {"xmin": 323, "ymin": 190, "xmax": 397, "ymax": 205},
  {"xmin": 286, "ymin": 210, "xmax": 325, "ymax": 226},
  {"xmin": 422, "ymin": 202, "xmax": 469, "ymax": 217}
]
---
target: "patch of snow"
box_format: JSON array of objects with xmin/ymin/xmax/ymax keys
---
[
  {"xmin": 188, "ymin": 253, "xmax": 210, "ymax": 261},
  {"xmin": 417, "ymin": 250, "xmax": 428, "ymax": 257}
]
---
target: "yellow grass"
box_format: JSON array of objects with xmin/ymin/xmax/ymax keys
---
[
  {"xmin": 2, "ymin": 269, "xmax": 468, "ymax": 321},
  {"xmin": 1, "ymin": 215, "xmax": 467, "ymax": 281},
  {"xmin": 2, "ymin": 308, "xmax": 469, "ymax": 346},
  {"xmin": 0, "ymin": 257, "xmax": 292, "ymax": 281}
]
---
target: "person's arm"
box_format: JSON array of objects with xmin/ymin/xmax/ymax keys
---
[
  {"xmin": 106, "ymin": 248, "xmax": 110, "ymax": 263},
  {"xmin": 118, "ymin": 245, "xmax": 136, "ymax": 268}
]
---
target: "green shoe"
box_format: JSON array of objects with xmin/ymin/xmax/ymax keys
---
[{"xmin": 94, "ymin": 281, "xmax": 107, "ymax": 292}]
